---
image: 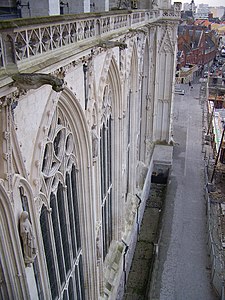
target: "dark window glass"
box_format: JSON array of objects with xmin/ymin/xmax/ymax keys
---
[
  {"xmin": 66, "ymin": 173, "xmax": 77, "ymax": 259},
  {"xmin": 57, "ymin": 183, "xmax": 71, "ymax": 273},
  {"xmin": 63, "ymin": 290, "xmax": 68, "ymax": 300},
  {"xmin": 100, "ymin": 116, "xmax": 113, "ymax": 260},
  {"xmin": 100, "ymin": 130, "xmax": 104, "ymax": 202},
  {"xmin": 41, "ymin": 145, "xmax": 48, "ymax": 172},
  {"xmin": 68, "ymin": 277, "xmax": 75, "ymax": 300},
  {"xmin": 126, "ymin": 90, "xmax": 131, "ymax": 198},
  {"xmin": 79, "ymin": 258, "xmax": 85, "ymax": 300},
  {"xmin": 50, "ymin": 193, "xmax": 66, "ymax": 284},
  {"xmin": 54, "ymin": 130, "xmax": 61, "ymax": 156},
  {"xmin": 108, "ymin": 192, "xmax": 112, "ymax": 245},
  {"xmin": 19, "ymin": 187, "xmax": 29, "ymax": 212},
  {"xmin": 33, "ymin": 259, "xmax": 44, "ymax": 299},
  {"xmin": 75, "ymin": 265, "xmax": 82, "ymax": 300},
  {"xmin": 40, "ymin": 206, "xmax": 58, "ymax": 299},
  {"xmin": 71, "ymin": 166, "xmax": 81, "ymax": 250},
  {"xmin": 220, "ymin": 148, "xmax": 225, "ymax": 164},
  {"xmin": 102, "ymin": 207, "xmax": 106, "ymax": 259}
]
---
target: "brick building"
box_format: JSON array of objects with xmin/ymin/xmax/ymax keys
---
[{"xmin": 177, "ymin": 25, "xmax": 217, "ymax": 70}]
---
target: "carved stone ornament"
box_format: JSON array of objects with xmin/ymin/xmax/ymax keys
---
[
  {"xmin": 96, "ymin": 234, "xmax": 102, "ymax": 263},
  {"xmin": 19, "ymin": 211, "xmax": 37, "ymax": 267},
  {"xmin": 98, "ymin": 40, "xmax": 127, "ymax": 50},
  {"xmin": 129, "ymin": 27, "xmax": 148, "ymax": 35},
  {"xmin": 12, "ymin": 73, "xmax": 64, "ymax": 92},
  {"xmin": 91, "ymin": 124, "xmax": 99, "ymax": 159},
  {"xmin": 152, "ymin": 0, "xmax": 158, "ymax": 9}
]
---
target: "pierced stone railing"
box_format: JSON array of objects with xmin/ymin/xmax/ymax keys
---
[
  {"xmin": 0, "ymin": 7, "xmax": 180, "ymax": 73},
  {"xmin": 161, "ymin": 8, "xmax": 181, "ymax": 18}
]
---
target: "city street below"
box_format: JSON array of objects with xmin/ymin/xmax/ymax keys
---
[{"xmin": 149, "ymin": 82, "xmax": 219, "ymax": 300}]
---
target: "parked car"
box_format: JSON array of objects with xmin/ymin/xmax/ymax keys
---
[
  {"xmin": 174, "ymin": 88, "xmax": 185, "ymax": 95},
  {"xmin": 204, "ymin": 71, "xmax": 208, "ymax": 78}
]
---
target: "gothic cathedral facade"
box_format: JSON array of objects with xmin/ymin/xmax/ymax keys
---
[{"xmin": 0, "ymin": 2, "xmax": 180, "ymax": 299}]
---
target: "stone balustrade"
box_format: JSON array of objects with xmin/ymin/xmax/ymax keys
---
[{"xmin": 0, "ymin": 7, "xmax": 180, "ymax": 73}]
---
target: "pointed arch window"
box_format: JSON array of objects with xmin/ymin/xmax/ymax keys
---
[
  {"xmin": 125, "ymin": 89, "xmax": 132, "ymax": 198},
  {"xmin": 40, "ymin": 107, "xmax": 85, "ymax": 300},
  {"xmin": 100, "ymin": 84, "xmax": 113, "ymax": 260},
  {"xmin": 139, "ymin": 45, "xmax": 149, "ymax": 162}
]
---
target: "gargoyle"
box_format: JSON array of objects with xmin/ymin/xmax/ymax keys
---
[
  {"xmin": 98, "ymin": 40, "xmax": 127, "ymax": 50},
  {"xmin": 12, "ymin": 73, "xmax": 64, "ymax": 92},
  {"xmin": 129, "ymin": 28, "xmax": 148, "ymax": 34}
]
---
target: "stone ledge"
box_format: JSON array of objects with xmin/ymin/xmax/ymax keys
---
[{"xmin": 153, "ymin": 145, "xmax": 173, "ymax": 166}]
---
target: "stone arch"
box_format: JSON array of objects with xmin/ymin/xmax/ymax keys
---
[
  {"xmin": 98, "ymin": 52, "xmax": 123, "ymax": 120},
  {"xmin": 107, "ymin": 55, "xmax": 123, "ymax": 119},
  {"xmin": 148, "ymin": 27, "xmax": 157, "ymax": 148},
  {"xmin": 159, "ymin": 28, "xmax": 174, "ymax": 53},
  {"xmin": 30, "ymin": 87, "xmax": 97, "ymax": 299},
  {"xmin": 13, "ymin": 174, "xmax": 48, "ymax": 298},
  {"xmin": 130, "ymin": 43, "xmax": 139, "ymax": 89},
  {"xmin": 138, "ymin": 35, "xmax": 149, "ymax": 82},
  {"xmin": 97, "ymin": 53, "xmax": 123, "ymax": 238},
  {"xmin": 13, "ymin": 175, "xmax": 38, "ymax": 222},
  {"xmin": 155, "ymin": 27, "xmax": 174, "ymax": 141},
  {"xmin": 125, "ymin": 38, "xmax": 137, "ymax": 79},
  {"xmin": 95, "ymin": 51, "xmax": 124, "ymax": 294},
  {"xmin": 139, "ymin": 39, "xmax": 150, "ymax": 163},
  {"xmin": 30, "ymin": 90, "xmax": 61, "ymax": 195},
  {"xmin": 0, "ymin": 183, "xmax": 30, "ymax": 299},
  {"xmin": 98, "ymin": 50, "xmax": 113, "ymax": 104},
  {"xmin": 126, "ymin": 42, "xmax": 139, "ymax": 195},
  {"xmin": 58, "ymin": 87, "xmax": 97, "ymax": 299},
  {"xmin": 98, "ymin": 51, "xmax": 122, "ymax": 227},
  {"xmin": 108, "ymin": 56, "xmax": 123, "ymax": 240}
]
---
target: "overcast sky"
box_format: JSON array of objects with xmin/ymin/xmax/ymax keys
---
[{"xmin": 173, "ymin": 0, "xmax": 225, "ymax": 7}]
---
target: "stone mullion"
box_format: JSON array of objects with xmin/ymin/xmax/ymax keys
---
[
  {"xmin": 129, "ymin": 88, "xmax": 137, "ymax": 195},
  {"xmin": 116, "ymin": 79, "xmax": 125, "ymax": 241},
  {"xmin": 169, "ymin": 23, "xmax": 178, "ymax": 143},
  {"xmin": 0, "ymin": 102, "xmax": 14, "ymax": 203},
  {"xmin": 161, "ymin": 52, "xmax": 168, "ymax": 140},
  {"xmin": 152, "ymin": 25, "xmax": 161, "ymax": 142},
  {"xmin": 143, "ymin": 27, "xmax": 155, "ymax": 163}
]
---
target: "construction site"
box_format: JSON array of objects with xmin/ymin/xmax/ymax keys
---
[{"xmin": 203, "ymin": 68, "xmax": 225, "ymax": 297}]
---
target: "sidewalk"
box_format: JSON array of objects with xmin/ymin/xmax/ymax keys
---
[{"xmin": 149, "ymin": 82, "xmax": 218, "ymax": 300}]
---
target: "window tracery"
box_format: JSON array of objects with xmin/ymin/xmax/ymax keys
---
[{"xmin": 39, "ymin": 106, "xmax": 85, "ymax": 299}]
